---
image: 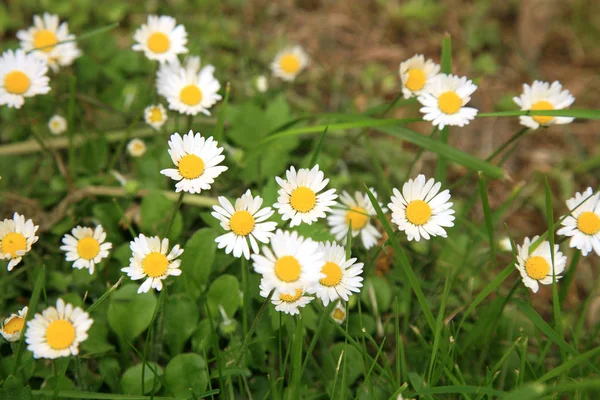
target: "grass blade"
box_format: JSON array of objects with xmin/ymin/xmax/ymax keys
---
[
  {"xmin": 308, "ymin": 126, "xmax": 328, "ymax": 167},
  {"xmin": 478, "ymin": 172, "xmax": 496, "ymax": 268},
  {"xmin": 538, "ymin": 345, "xmax": 600, "ymax": 382}
]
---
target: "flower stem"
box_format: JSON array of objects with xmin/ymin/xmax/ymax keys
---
[
  {"xmin": 236, "ymin": 290, "xmax": 274, "ymax": 365},
  {"xmin": 164, "ymin": 192, "xmax": 184, "ymax": 238}
]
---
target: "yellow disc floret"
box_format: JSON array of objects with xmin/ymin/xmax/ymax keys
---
[
  {"xmin": 142, "ymin": 252, "xmax": 169, "ymax": 278},
  {"xmin": 274, "ymin": 256, "xmax": 301, "ymax": 282},
  {"xmin": 345, "ymin": 207, "xmax": 369, "ymax": 230},
  {"xmin": 531, "ymin": 100, "xmax": 554, "ymax": 125},
  {"xmin": 147, "ymin": 32, "xmax": 170, "ymax": 53},
  {"xmin": 4, "ymin": 71, "xmax": 31, "ymax": 95},
  {"xmin": 178, "ymin": 154, "xmax": 205, "ymax": 179},
  {"xmin": 279, "ymin": 54, "xmax": 301, "ymax": 75},
  {"xmin": 405, "ymin": 200, "xmax": 432, "ymax": 226},
  {"xmin": 230, "ymin": 211, "xmax": 255, "ymax": 236},
  {"xmin": 525, "ymin": 256, "xmax": 550, "ymax": 280},
  {"xmin": 405, "ymin": 68, "xmax": 426, "ymax": 91},
  {"xmin": 33, "ymin": 30, "xmax": 58, "ymax": 52},
  {"xmin": 438, "ymin": 91, "xmax": 462, "ymax": 115},
  {"xmin": 179, "ymin": 85, "xmax": 203, "ymax": 106},
  {"xmin": 290, "ymin": 187, "xmax": 317, "ymax": 213},
  {"xmin": 46, "ymin": 320, "xmax": 76, "ymax": 350},
  {"xmin": 1, "ymin": 232, "xmax": 27, "ymax": 258},
  {"xmin": 320, "ymin": 262, "xmax": 343, "ymax": 287},
  {"xmin": 577, "ymin": 211, "xmax": 600, "ymax": 235},
  {"xmin": 77, "ymin": 237, "xmax": 100, "ymax": 260}
]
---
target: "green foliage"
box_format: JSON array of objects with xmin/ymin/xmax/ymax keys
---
[{"xmin": 107, "ymin": 284, "xmax": 157, "ymax": 343}]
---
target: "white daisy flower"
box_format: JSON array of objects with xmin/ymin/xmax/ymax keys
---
[
  {"xmin": 0, "ymin": 213, "xmax": 39, "ymax": 271},
  {"xmin": 132, "ymin": 15, "xmax": 188, "ymax": 63},
  {"xmin": 212, "ymin": 190, "xmax": 277, "ymax": 260},
  {"xmin": 327, "ymin": 189, "xmax": 385, "ymax": 250},
  {"xmin": 388, "ymin": 174, "xmax": 455, "ymax": 242},
  {"xmin": 59, "ymin": 225, "xmax": 112, "ymax": 275},
  {"xmin": 144, "ymin": 104, "xmax": 168, "ymax": 130},
  {"xmin": 251, "ymin": 230, "xmax": 324, "ymax": 296},
  {"xmin": 330, "ymin": 301, "xmax": 346, "ymax": 324},
  {"xmin": 399, "ymin": 54, "xmax": 440, "ymax": 99},
  {"xmin": 556, "ymin": 187, "xmax": 600, "ymax": 256},
  {"xmin": 271, "ymin": 46, "xmax": 309, "ymax": 82},
  {"xmin": 17, "ymin": 13, "xmax": 81, "ymax": 72},
  {"xmin": 156, "ymin": 55, "xmax": 201, "ymax": 97},
  {"xmin": 307, "ymin": 241, "xmax": 364, "ymax": 306},
  {"xmin": 260, "ymin": 282, "xmax": 312, "ymax": 316},
  {"xmin": 516, "ymin": 236, "xmax": 567, "ymax": 293},
  {"xmin": 417, "ymin": 74, "xmax": 478, "ymax": 129},
  {"xmin": 273, "ymin": 165, "xmax": 338, "ymax": 227},
  {"xmin": 48, "ymin": 114, "xmax": 67, "ymax": 135},
  {"xmin": 513, "ymin": 80, "xmax": 575, "ymax": 130},
  {"xmin": 255, "ymin": 75, "xmax": 268, "ymax": 93},
  {"xmin": 1, "ymin": 306, "xmax": 28, "ymax": 342},
  {"xmin": 127, "ymin": 138, "xmax": 147, "ymax": 158},
  {"xmin": 121, "ymin": 234, "xmax": 184, "ymax": 294},
  {"xmin": 160, "ymin": 131, "xmax": 228, "ymax": 194},
  {"xmin": 0, "ymin": 49, "xmax": 50, "ymax": 109}
]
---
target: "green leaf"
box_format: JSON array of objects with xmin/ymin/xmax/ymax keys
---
[
  {"xmin": 121, "ymin": 362, "xmax": 163, "ymax": 395},
  {"xmin": 165, "ymin": 353, "xmax": 209, "ymax": 398},
  {"xmin": 107, "ymin": 284, "xmax": 157, "ymax": 342},
  {"xmin": 329, "ymin": 342, "xmax": 363, "ymax": 385},
  {"xmin": 98, "ymin": 358, "xmax": 121, "ymax": 393},
  {"xmin": 0, "ymin": 376, "xmax": 33, "ymax": 400},
  {"xmin": 172, "ymin": 228, "xmax": 219, "ymax": 298},
  {"xmin": 191, "ymin": 320, "xmax": 214, "ymax": 354},
  {"xmin": 140, "ymin": 190, "xmax": 182, "ymax": 240},
  {"xmin": 360, "ymin": 276, "xmax": 392, "ymax": 313},
  {"xmin": 206, "ymin": 274, "xmax": 241, "ymax": 318},
  {"xmin": 164, "ymin": 294, "xmax": 200, "ymax": 355}
]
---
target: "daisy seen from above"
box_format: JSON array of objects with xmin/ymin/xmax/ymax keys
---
[
  {"xmin": 60, "ymin": 225, "xmax": 112, "ymax": 275},
  {"xmin": 127, "ymin": 138, "xmax": 147, "ymax": 157},
  {"xmin": 144, "ymin": 103, "xmax": 168, "ymax": 130},
  {"xmin": 399, "ymin": 54, "xmax": 440, "ymax": 99},
  {"xmin": 0, "ymin": 49, "xmax": 50, "ymax": 109},
  {"xmin": 156, "ymin": 55, "xmax": 201, "ymax": 96},
  {"xmin": 1, "ymin": 306, "xmax": 28, "ymax": 342},
  {"xmin": 0, "ymin": 212, "xmax": 39, "ymax": 271},
  {"xmin": 513, "ymin": 80, "xmax": 575, "ymax": 130},
  {"xmin": 557, "ymin": 187, "xmax": 600, "ymax": 256},
  {"xmin": 132, "ymin": 15, "xmax": 188, "ymax": 63},
  {"xmin": 271, "ymin": 46, "xmax": 309, "ymax": 82},
  {"xmin": 516, "ymin": 236, "xmax": 567, "ymax": 293},
  {"xmin": 48, "ymin": 114, "xmax": 67, "ymax": 135},
  {"xmin": 260, "ymin": 282, "xmax": 313, "ymax": 316}
]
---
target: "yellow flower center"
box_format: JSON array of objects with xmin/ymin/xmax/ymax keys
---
[
  {"xmin": 149, "ymin": 107, "xmax": 164, "ymax": 123},
  {"xmin": 525, "ymin": 256, "xmax": 550, "ymax": 280},
  {"xmin": 77, "ymin": 237, "xmax": 100, "ymax": 261},
  {"xmin": 147, "ymin": 32, "xmax": 170, "ymax": 53},
  {"xmin": 142, "ymin": 252, "xmax": 169, "ymax": 278},
  {"xmin": 3, "ymin": 316, "xmax": 25, "ymax": 335},
  {"xmin": 230, "ymin": 210, "xmax": 255, "ymax": 236},
  {"xmin": 131, "ymin": 142, "xmax": 145, "ymax": 154},
  {"xmin": 290, "ymin": 187, "xmax": 317, "ymax": 213},
  {"xmin": 405, "ymin": 200, "xmax": 432, "ymax": 226},
  {"xmin": 405, "ymin": 68, "xmax": 426, "ymax": 91},
  {"xmin": 320, "ymin": 261, "xmax": 343, "ymax": 287},
  {"xmin": 531, "ymin": 100, "xmax": 554, "ymax": 125},
  {"xmin": 438, "ymin": 91, "xmax": 462, "ymax": 115},
  {"xmin": 345, "ymin": 206, "xmax": 369, "ymax": 230},
  {"xmin": 279, "ymin": 54, "xmax": 301, "ymax": 74},
  {"xmin": 1, "ymin": 232, "xmax": 27, "ymax": 258},
  {"xmin": 279, "ymin": 289, "xmax": 303, "ymax": 303},
  {"xmin": 4, "ymin": 71, "xmax": 31, "ymax": 95},
  {"xmin": 274, "ymin": 255, "xmax": 301, "ymax": 283},
  {"xmin": 46, "ymin": 319, "xmax": 76, "ymax": 350},
  {"xmin": 178, "ymin": 154, "xmax": 205, "ymax": 179},
  {"xmin": 179, "ymin": 85, "xmax": 203, "ymax": 106},
  {"xmin": 332, "ymin": 308, "xmax": 345, "ymax": 321},
  {"xmin": 33, "ymin": 29, "xmax": 58, "ymax": 52},
  {"xmin": 577, "ymin": 211, "xmax": 600, "ymax": 235}
]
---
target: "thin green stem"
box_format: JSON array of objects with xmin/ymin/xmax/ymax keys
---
[
  {"xmin": 164, "ymin": 192, "xmax": 184, "ymax": 238},
  {"xmin": 236, "ymin": 290, "xmax": 274, "ymax": 365}
]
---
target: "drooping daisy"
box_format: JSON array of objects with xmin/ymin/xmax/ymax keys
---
[
  {"xmin": 516, "ymin": 236, "xmax": 567, "ymax": 293},
  {"xmin": 260, "ymin": 282, "xmax": 312, "ymax": 316},
  {"xmin": 255, "ymin": 75, "xmax": 268, "ymax": 93},
  {"xmin": 127, "ymin": 138, "xmax": 147, "ymax": 158},
  {"xmin": 132, "ymin": 15, "xmax": 188, "ymax": 63},
  {"xmin": 513, "ymin": 81, "xmax": 575, "ymax": 130},
  {"xmin": 160, "ymin": 131, "xmax": 228, "ymax": 194},
  {"xmin": 251, "ymin": 230, "xmax": 323, "ymax": 296},
  {"xmin": 388, "ymin": 175, "xmax": 455, "ymax": 241},
  {"xmin": 17, "ymin": 13, "xmax": 81, "ymax": 72},
  {"xmin": 0, "ymin": 49, "xmax": 50, "ymax": 109},
  {"xmin": 1, "ymin": 306, "xmax": 28, "ymax": 342},
  {"xmin": 121, "ymin": 234, "xmax": 184, "ymax": 293},
  {"xmin": 307, "ymin": 242, "xmax": 364, "ymax": 306},
  {"xmin": 212, "ymin": 190, "xmax": 277, "ymax": 260},
  {"xmin": 327, "ymin": 189, "xmax": 385, "ymax": 249},
  {"xmin": 144, "ymin": 104, "xmax": 168, "ymax": 130},
  {"xmin": 417, "ymin": 74, "xmax": 478, "ymax": 129},
  {"xmin": 48, "ymin": 114, "xmax": 67, "ymax": 135},
  {"xmin": 271, "ymin": 46, "xmax": 309, "ymax": 82},
  {"xmin": 399, "ymin": 54, "xmax": 440, "ymax": 99},
  {"xmin": 273, "ymin": 165, "xmax": 338, "ymax": 227},
  {"xmin": 330, "ymin": 301, "xmax": 346, "ymax": 324},
  {"xmin": 60, "ymin": 225, "xmax": 112, "ymax": 275},
  {"xmin": 557, "ymin": 187, "xmax": 600, "ymax": 256},
  {"xmin": 156, "ymin": 55, "xmax": 201, "ymax": 97},
  {"xmin": 0, "ymin": 213, "xmax": 39, "ymax": 271}
]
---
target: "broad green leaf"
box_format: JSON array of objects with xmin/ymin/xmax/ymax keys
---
[
  {"xmin": 172, "ymin": 228, "xmax": 219, "ymax": 298},
  {"xmin": 164, "ymin": 294, "xmax": 200, "ymax": 355},
  {"xmin": 360, "ymin": 276, "xmax": 392, "ymax": 313},
  {"xmin": 140, "ymin": 190, "xmax": 183, "ymax": 240},
  {"xmin": 165, "ymin": 353, "xmax": 208, "ymax": 398},
  {"xmin": 191, "ymin": 319, "xmax": 214, "ymax": 354},
  {"xmin": 121, "ymin": 362, "xmax": 163, "ymax": 395},
  {"xmin": 97, "ymin": 358, "xmax": 121, "ymax": 393},
  {"xmin": 206, "ymin": 274, "xmax": 241, "ymax": 318},
  {"xmin": 328, "ymin": 342, "xmax": 363, "ymax": 385},
  {"xmin": 0, "ymin": 376, "xmax": 33, "ymax": 400},
  {"xmin": 107, "ymin": 284, "xmax": 157, "ymax": 342}
]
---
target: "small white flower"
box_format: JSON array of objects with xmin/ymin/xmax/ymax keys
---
[
  {"xmin": 557, "ymin": 187, "xmax": 600, "ymax": 256},
  {"xmin": 156, "ymin": 55, "xmax": 201, "ymax": 97},
  {"xmin": 330, "ymin": 301, "xmax": 346, "ymax": 324},
  {"xmin": 212, "ymin": 190, "xmax": 277, "ymax": 260},
  {"xmin": 144, "ymin": 104, "xmax": 168, "ymax": 130},
  {"xmin": 1, "ymin": 306, "xmax": 28, "ymax": 342},
  {"xmin": 516, "ymin": 236, "xmax": 567, "ymax": 293},
  {"xmin": 127, "ymin": 138, "xmax": 147, "ymax": 158},
  {"xmin": 271, "ymin": 46, "xmax": 309, "ymax": 82},
  {"xmin": 48, "ymin": 115, "xmax": 67, "ymax": 135},
  {"xmin": 0, "ymin": 49, "xmax": 50, "ymax": 109},
  {"xmin": 513, "ymin": 80, "xmax": 575, "ymax": 130},
  {"xmin": 260, "ymin": 283, "xmax": 312, "ymax": 316},
  {"xmin": 132, "ymin": 15, "xmax": 188, "ymax": 63},
  {"xmin": 121, "ymin": 234, "xmax": 184, "ymax": 294},
  {"xmin": 160, "ymin": 131, "xmax": 228, "ymax": 194},
  {"xmin": 273, "ymin": 165, "xmax": 338, "ymax": 227},
  {"xmin": 25, "ymin": 299, "xmax": 93, "ymax": 359},
  {"xmin": 60, "ymin": 225, "xmax": 112, "ymax": 275},
  {"xmin": 255, "ymin": 75, "xmax": 268, "ymax": 93},
  {"xmin": 417, "ymin": 74, "xmax": 478, "ymax": 129},
  {"xmin": 399, "ymin": 54, "xmax": 440, "ymax": 99},
  {"xmin": 388, "ymin": 175, "xmax": 455, "ymax": 241},
  {"xmin": 0, "ymin": 212, "xmax": 39, "ymax": 271}
]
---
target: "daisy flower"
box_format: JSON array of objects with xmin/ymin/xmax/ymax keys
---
[
  {"xmin": 327, "ymin": 189, "xmax": 385, "ymax": 249},
  {"xmin": 330, "ymin": 301, "xmax": 346, "ymax": 324},
  {"xmin": 513, "ymin": 80, "xmax": 575, "ymax": 130},
  {"xmin": 17, "ymin": 13, "xmax": 81, "ymax": 72},
  {"xmin": 121, "ymin": 234, "xmax": 184, "ymax": 294},
  {"xmin": 160, "ymin": 131, "xmax": 227, "ymax": 194},
  {"xmin": 251, "ymin": 230, "xmax": 323, "ymax": 296},
  {"xmin": 60, "ymin": 225, "xmax": 112, "ymax": 275},
  {"xmin": 0, "ymin": 49, "xmax": 50, "ymax": 109},
  {"xmin": 260, "ymin": 282, "xmax": 312, "ymax": 316},
  {"xmin": 255, "ymin": 75, "xmax": 268, "ymax": 93},
  {"xmin": 388, "ymin": 175, "xmax": 455, "ymax": 241},
  {"xmin": 271, "ymin": 46, "xmax": 309, "ymax": 82},
  {"xmin": 48, "ymin": 115, "xmax": 67, "ymax": 135},
  {"xmin": 132, "ymin": 15, "xmax": 188, "ymax": 63},
  {"xmin": 516, "ymin": 236, "xmax": 567, "ymax": 293},
  {"xmin": 399, "ymin": 54, "xmax": 440, "ymax": 99},
  {"xmin": 144, "ymin": 104, "xmax": 168, "ymax": 130},
  {"xmin": 211, "ymin": 190, "xmax": 277, "ymax": 260},
  {"xmin": 307, "ymin": 241, "xmax": 364, "ymax": 306},
  {"xmin": 156, "ymin": 55, "xmax": 201, "ymax": 97},
  {"xmin": 557, "ymin": 187, "xmax": 600, "ymax": 256},
  {"xmin": 0, "ymin": 212, "xmax": 39, "ymax": 271},
  {"xmin": 1, "ymin": 306, "xmax": 28, "ymax": 342},
  {"xmin": 127, "ymin": 138, "xmax": 147, "ymax": 158},
  {"xmin": 273, "ymin": 165, "xmax": 338, "ymax": 227},
  {"xmin": 417, "ymin": 74, "xmax": 478, "ymax": 129}
]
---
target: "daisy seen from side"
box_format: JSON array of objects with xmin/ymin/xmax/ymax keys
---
[
  {"xmin": 0, "ymin": 212, "xmax": 39, "ymax": 271},
  {"xmin": 513, "ymin": 80, "xmax": 575, "ymax": 130},
  {"xmin": 0, "ymin": 49, "xmax": 50, "ymax": 109},
  {"xmin": 60, "ymin": 225, "xmax": 112, "ymax": 275},
  {"xmin": 271, "ymin": 46, "xmax": 309, "ymax": 82},
  {"xmin": 556, "ymin": 187, "xmax": 600, "ymax": 256},
  {"xmin": 399, "ymin": 54, "xmax": 440, "ymax": 99},
  {"xmin": 516, "ymin": 236, "xmax": 567, "ymax": 293},
  {"xmin": 260, "ymin": 282, "xmax": 313, "ymax": 316},
  {"xmin": 1, "ymin": 306, "xmax": 28, "ymax": 342},
  {"xmin": 330, "ymin": 301, "xmax": 347, "ymax": 324},
  {"xmin": 132, "ymin": 15, "xmax": 188, "ymax": 63}
]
